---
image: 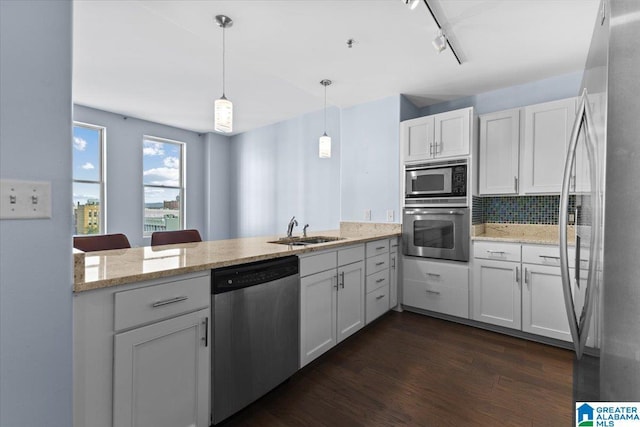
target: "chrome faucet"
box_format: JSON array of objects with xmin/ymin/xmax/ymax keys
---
[
  {"xmin": 287, "ymin": 216, "xmax": 298, "ymax": 238},
  {"xmin": 303, "ymin": 224, "xmax": 309, "ymax": 237}
]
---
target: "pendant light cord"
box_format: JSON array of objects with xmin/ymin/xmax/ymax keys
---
[
  {"xmin": 222, "ymin": 25, "xmax": 226, "ymax": 98},
  {"xmin": 323, "ymin": 84, "xmax": 327, "ymax": 133}
]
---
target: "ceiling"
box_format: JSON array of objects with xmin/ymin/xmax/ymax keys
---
[{"xmin": 73, "ymin": 0, "xmax": 601, "ymax": 135}]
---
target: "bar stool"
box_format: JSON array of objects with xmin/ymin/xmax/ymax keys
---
[
  {"xmin": 73, "ymin": 233, "xmax": 131, "ymax": 252},
  {"xmin": 150, "ymin": 229, "xmax": 202, "ymax": 246}
]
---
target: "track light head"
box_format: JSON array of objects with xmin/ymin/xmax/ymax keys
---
[
  {"xmin": 432, "ymin": 30, "xmax": 447, "ymax": 53},
  {"xmin": 402, "ymin": 0, "xmax": 420, "ymax": 10}
]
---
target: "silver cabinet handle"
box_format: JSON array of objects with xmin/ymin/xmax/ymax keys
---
[
  {"xmin": 524, "ymin": 267, "xmax": 529, "ymax": 285},
  {"xmin": 376, "ymin": 278, "xmax": 385, "ymax": 284},
  {"xmin": 391, "ymin": 256, "xmax": 396, "ymax": 269},
  {"xmin": 202, "ymin": 317, "xmax": 209, "ymax": 347},
  {"xmin": 340, "ymin": 271, "xmax": 345, "ymax": 289},
  {"xmin": 426, "ymin": 272, "xmax": 441, "ymax": 278},
  {"xmin": 376, "ymin": 246, "xmax": 386, "ymax": 250},
  {"xmin": 376, "ymin": 294, "xmax": 385, "ymax": 300},
  {"xmin": 334, "ymin": 275, "xmax": 339, "ymax": 289},
  {"xmin": 486, "ymin": 250, "xmax": 505, "ymax": 255},
  {"xmin": 151, "ymin": 296, "xmax": 188, "ymax": 308},
  {"xmin": 514, "ymin": 176, "xmax": 519, "ymax": 193},
  {"xmin": 375, "ymin": 261, "xmax": 385, "ymax": 266},
  {"xmin": 434, "ymin": 142, "xmax": 439, "ymax": 155},
  {"xmin": 515, "ymin": 266, "xmax": 520, "ymax": 284},
  {"xmin": 425, "ymin": 289, "xmax": 441, "ymax": 295},
  {"xmin": 539, "ymin": 255, "xmax": 560, "ymax": 260}
]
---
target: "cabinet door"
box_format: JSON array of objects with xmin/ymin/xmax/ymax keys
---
[
  {"xmin": 522, "ymin": 264, "xmax": 571, "ymax": 341},
  {"xmin": 300, "ymin": 269, "xmax": 337, "ymax": 367},
  {"xmin": 337, "ymin": 261, "xmax": 365, "ymax": 343},
  {"xmin": 472, "ymin": 259, "xmax": 521, "ymax": 329},
  {"xmin": 389, "ymin": 251, "xmax": 398, "ymax": 309},
  {"xmin": 479, "ymin": 109, "xmax": 520, "ymax": 195},
  {"xmin": 434, "ymin": 108, "xmax": 471, "ymax": 158},
  {"xmin": 113, "ymin": 308, "xmax": 210, "ymax": 427},
  {"xmin": 522, "ymin": 98, "xmax": 577, "ymax": 194},
  {"xmin": 401, "ymin": 115, "xmax": 435, "ymax": 162}
]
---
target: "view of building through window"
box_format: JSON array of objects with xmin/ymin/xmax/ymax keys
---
[
  {"xmin": 143, "ymin": 137, "xmax": 184, "ymax": 235},
  {"xmin": 73, "ymin": 123, "xmax": 104, "ymax": 235}
]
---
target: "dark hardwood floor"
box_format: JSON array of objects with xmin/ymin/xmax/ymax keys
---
[{"xmin": 217, "ymin": 311, "xmax": 573, "ymax": 427}]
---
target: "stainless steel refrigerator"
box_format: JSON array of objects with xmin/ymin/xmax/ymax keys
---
[{"xmin": 559, "ymin": 0, "xmax": 640, "ymax": 402}]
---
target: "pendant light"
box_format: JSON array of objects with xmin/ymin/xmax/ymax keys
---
[
  {"xmin": 214, "ymin": 15, "xmax": 233, "ymax": 133},
  {"xmin": 319, "ymin": 79, "xmax": 332, "ymax": 158}
]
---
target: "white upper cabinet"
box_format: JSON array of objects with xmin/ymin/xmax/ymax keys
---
[
  {"xmin": 521, "ymin": 98, "xmax": 577, "ymax": 194},
  {"xmin": 479, "ymin": 109, "xmax": 521, "ymax": 195},
  {"xmin": 401, "ymin": 107, "xmax": 473, "ymax": 163}
]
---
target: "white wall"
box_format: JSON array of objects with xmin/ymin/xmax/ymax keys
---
[
  {"xmin": 0, "ymin": 2, "xmax": 73, "ymax": 426},
  {"xmin": 73, "ymin": 105, "xmax": 207, "ymax": 246},
  {"xmin": 205, "ymin": 132, "xmax": 233, "ymax": 240}
]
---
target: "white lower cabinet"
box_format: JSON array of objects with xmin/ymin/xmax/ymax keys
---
[
  {"xmin": 299, "ymin": 245, "xmax": 365, "ymax": 367},
  {"xmin": 113, "ymin": 308, "xmax": 210, "ymax": 427},
  {"xmin": 73, "ymin": 271, "xmax": 211, "ymax": 427},
  {"xmin": 402, "ymin": 257, "xmax": 469, "ymax": 318},
  {"xmin": 472, "ymin": 258, "xmax": 521, "ymax": 329},
  {"xmin": 472, "ymin": 241, "xmax": 598, "ymax": 347}
]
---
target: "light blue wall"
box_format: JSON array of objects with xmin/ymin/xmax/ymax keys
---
[
  {"xmin": 420, "ymin": 71, "xmax": 584, "ymax": 116},
  {"xmin": 0, "ymin": 2, "xmax": 73, "ymax": 426},
  {"xmin": 73, "ymin": 105, "xmax": 207, "ymax": 247},
  {"xmin": 400, "ymin": 94, "xmax": 422, "ymax": 121},
  {"xmin": 205, "ymin": 132, "xmax": 233, "ymax": 240},
  {"xmin": 341, "ymin": 96, "xmax": 402, "ymax": 223},
  {"xmin": 229, "ymin": 107, "xmax": 341, "ymax": 238}
]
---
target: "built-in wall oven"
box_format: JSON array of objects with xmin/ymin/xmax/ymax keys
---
[{"xmin": 403, "ymin": 208, "xmax": 470, "ymax": 262}]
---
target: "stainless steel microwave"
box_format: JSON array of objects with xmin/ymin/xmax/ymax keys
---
[{"xmin": 405, "ymin": 160, "xmax": 467, "ymax": 206}]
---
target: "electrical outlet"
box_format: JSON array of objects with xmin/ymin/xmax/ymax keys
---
[
  {"xmin": 0, "ymin": 179, "xmax": 52, "ymax": 219},
  {"xmin": 364, "ymin": 209, "xmax": 371, "ymax": 221},
  {"xmin": 386, "ymin": 210, "xmax": 394, "ymax": 222}
]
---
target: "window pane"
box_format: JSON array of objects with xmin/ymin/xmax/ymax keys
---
[
  {"xmin": 73, "ymin": 182, "xmax": 101, "ymax": 235},
  {"xmin": 144, "ymin": 187, "xmax": 181, "ymax": 233},
  {"xmin": 73, "ymin": 125, "xmax": 101, "ymax": 182},
  {"xmin": 143, "ymin": 140, "xmax": 181, "ymax": 187}
]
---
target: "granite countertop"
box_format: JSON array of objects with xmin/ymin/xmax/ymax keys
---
[
  {"xmin": 472, "ymin": 223, "xmax": 575, "ymax": 245},
  {"xmin": 74, "ymin": 222, "xmax": 401, "ymax": 292}
]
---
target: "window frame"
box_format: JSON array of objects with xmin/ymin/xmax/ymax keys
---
[
  {"xmin": 72, "ymin": 121, "xmax": 106, "ymax": 236},
  {"xmin": 142, "ymin": 135, "xmax": 186, "ymax": 237}
]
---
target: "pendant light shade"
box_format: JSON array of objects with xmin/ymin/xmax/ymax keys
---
[
  {"xmin": 319, "ymin": 79, "xmax": 332, "ymax": 159},
  {"xmin": 215, "ymin": 96, "xmax": 233, "ymax": 133},
  {"xmin": 215, "ymin": 15, "xmax": 233, "ymax": 133}
]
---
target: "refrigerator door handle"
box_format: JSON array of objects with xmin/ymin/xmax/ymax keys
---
[{"xmin": 559, "ymin": 89, "xmax": 601, "ymax": 360}]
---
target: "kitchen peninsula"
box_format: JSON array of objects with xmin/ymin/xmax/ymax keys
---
[{"xmin": 74, "ymin": 222, "xmax": 400, "ymax": 292}]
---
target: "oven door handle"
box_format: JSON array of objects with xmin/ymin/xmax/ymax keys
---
[{"xmin": 405, "ymin": 209, "xmax": 467, "ymax": 216}]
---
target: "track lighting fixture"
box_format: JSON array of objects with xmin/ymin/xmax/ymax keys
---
[
  {"xmin": 402, "ymin": 0, "xmax": 420, "ymax": 10},
  {"xmin": 432, "ymin": 30, "xmax": 447, "ymax": 53}
]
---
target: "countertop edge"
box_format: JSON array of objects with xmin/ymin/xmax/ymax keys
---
[{"xmin": 74, "ymin": 231, "xmax": 401, "ymax": 293}]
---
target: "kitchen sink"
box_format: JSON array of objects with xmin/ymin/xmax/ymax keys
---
[{"xmin": 268, "ymin": 236, "xmax": 345, "ymax": 246}]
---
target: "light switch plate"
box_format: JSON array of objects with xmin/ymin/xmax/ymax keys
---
[{"xmin": 0, "ymin": 179, "xmax": 52, "ymax": 219}]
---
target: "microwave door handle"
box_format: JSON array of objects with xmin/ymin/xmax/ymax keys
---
[{"xmin": 407, "ymin": 209, "xmax": 467, "ymax": 216}]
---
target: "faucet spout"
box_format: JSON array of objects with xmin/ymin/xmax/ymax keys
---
[
  {"xmin": 303, "ymin": 224, "xmax": 309, "ymax": 238},
  {"xmin": 286, "ymin": 216, "xmax": 298, "ymax": 238}
]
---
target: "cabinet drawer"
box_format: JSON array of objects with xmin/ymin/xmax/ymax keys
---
[
  {"xmin": 389, "ymin": 238, "xmax": 400, "ymax": 253},
  {"xmin": 403, "ymin": 277, "xmax": 469, "ymax": 319},
  {"xmin": 366, "ymin": 253, "xmax": 388, "ymax": 275},
  {"xmin": 473, "ymin": 241, "xmax": 521, "ymax": 262},
  {"xmin": 338, "ymin": 244, "xmax": 364, "ymax": 267},
  {"xmin": 300, "ymin": 251, "xmax": 337, "ymax": 277},
  {"xmin": 366, "ymin": 269, "xmax": 389, "ymax": 293},
  {"xmin": 522, "ymin": 244, "xmax": 577, "ymax": 268},
  {"xmin": 366, "ymin": 285, "xmax": 389, "ymax": 324},
  {"xmin": 366, "ymin": 239, "xmax": 389, "ymax": 257},
  {"xmin": 114, "ymin": 273, "xmax": 209, "ymax": 331}
]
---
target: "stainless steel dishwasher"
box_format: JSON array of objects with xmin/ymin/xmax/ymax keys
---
[{"xmin": 211, "ymin": 256, "xmax": 299, "ymax": 424}]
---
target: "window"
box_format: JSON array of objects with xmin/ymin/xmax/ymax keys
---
[
  {"xmin": 142, "ymin": 136, "xmax": 185, "ymax": 236},
  {"xmin": 73, "ymin": 122, "xmax": 105, "ymax": 235}
]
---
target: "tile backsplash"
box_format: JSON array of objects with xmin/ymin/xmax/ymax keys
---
[{"xmin": 472, "ymin": 195, "xmax": 576, "ymax": 225}]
